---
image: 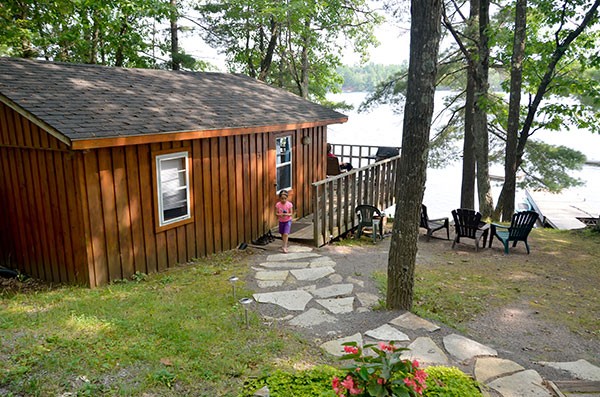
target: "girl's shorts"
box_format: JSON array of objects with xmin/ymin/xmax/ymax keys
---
[{"xmin": 279, "ymin": 220, "xmax": 292, "ymax": 235}]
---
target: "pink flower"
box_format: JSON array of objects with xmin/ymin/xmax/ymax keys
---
[
  {"xmin": 341, "ymin": 375, "xmax": 363, "ymax": 395},
  {"xmin": 377, "ymin": 377, "xmax": 386, "ymax": 385},
  {"xmin": 378, "ymin": 342, "xmax": 396, "ymax": 352},
  {"xmin": 415, "ymin": 369, "xmax": 428, "ymax": 383},
  {"xmin": 412, "ymin": 360, "xmax": 420, "ymax": 368},
  {"xmin": 332, "ymin": 377, "xmax": 344, "ymax": 396},
  {"xmin": 344, "ymin": 345, "xmax": 359, "ymax": 354}
]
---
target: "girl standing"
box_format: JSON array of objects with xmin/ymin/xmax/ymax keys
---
[{"xmin": 275, "ymin": 190, "xmax": 293, "ymax": 253}]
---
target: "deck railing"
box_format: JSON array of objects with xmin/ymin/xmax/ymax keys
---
[
  {"xmin": 328, "ymin": 143, "xmax": 381, "ymax": 168},
  {"xmin": 312, "ymin": 154, "xmax": 401, "ymax": 246}
]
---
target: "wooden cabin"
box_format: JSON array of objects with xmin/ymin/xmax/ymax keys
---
[{"xmin": 0, "ymin": 57, "xmax": 347, "ymax": 287}]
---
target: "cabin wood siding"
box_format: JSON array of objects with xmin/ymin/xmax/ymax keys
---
[
  {"xmin": 0, "ymin": 102, "xmax": 88, "ymax": 284},
  {"xmin": 1, "ymin": 99, "xmax": 327, "ymax": 286},
  {"xmin": 78, "ymin": 127, "xmax": 325, "ymax": 286}
]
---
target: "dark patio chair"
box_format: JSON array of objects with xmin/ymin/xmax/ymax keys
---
[
  {"xmin": 355, "ymin": 205, "xmax": 383, "ymax": 240},
  {"xmin": 451, "ymin": 208, "xmax": 489, "ymax": 251},
  {"xmin": 420, "ymin": 204, "xmax": 449, "ymax": 241},
  {"xmin": 489, "ymin": 210, "xmax": 539, "ymax": 254}
]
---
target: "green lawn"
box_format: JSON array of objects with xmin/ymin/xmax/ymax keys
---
[{"xmin": 0, "ymin": 251, "xmax": 328, "ymax": 396}]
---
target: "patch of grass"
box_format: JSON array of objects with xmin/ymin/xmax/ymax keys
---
[
  {"xmin": 0, "ymin": 251, "xmax": 328, "ymax": 396},
  {"xmin": 374, "ymin": 229, "xmax": 599, "ymax": 336}
]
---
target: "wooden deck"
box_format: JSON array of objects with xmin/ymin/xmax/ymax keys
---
[
  {"xmin": 271, "ymin": 144, "xmax": 401, "ymax": 246},
  {"xmin": 526, "ymin": 190, "xmax": 596, "ymax": 230}
]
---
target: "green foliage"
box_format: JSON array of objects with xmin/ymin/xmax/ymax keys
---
[
  {"xmin": 337, "ymin": 341, "xmax": 428, "ymax": 396},
  {"xmin": 0, "ymin": 0, "xmax": 174, "ymax": 67},
  {"xmin": 519, "ymin": 140, "xmax": 586, "ymax": 192},
  {"xmin": 423, "ymin": 367, "xmax": 481, "ymax": 397},
  {"xmin": 239, "ymin": 366, "xmax": 342, "ymax": 397},
  {"xmin": 238, "ymin": 364, "xmax": 482, "ymax": 397},
  {"xmin": 194, "ymin": 0, "xmax": 383, "ymax": 102}
]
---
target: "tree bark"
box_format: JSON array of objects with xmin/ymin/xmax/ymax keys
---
[
  {"xmin": 387, "ymin": 0, "xmax": 442, "ymax": 310},
  {"xmin": 460, "ymin": 0, "xmax": 479, "ymax": 210},
  {"xmin": 474, "ymin": 0, "xmax": 494, "ymax": 218},
  {"xmin": 497, "ymin": 0, "xmax": 527, "ymax": 221},
  {"xmin": 170, "ymin": 0, "xmax": 180, "ymax": 71}
]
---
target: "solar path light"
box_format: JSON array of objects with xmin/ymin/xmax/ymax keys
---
[
  {"xmin": 239, "ymin": 297, "xmax": 253, "ymax": 328},
  {"xmin": 228, "ymin": 276, "xmax": 239, "ymax": 301}
]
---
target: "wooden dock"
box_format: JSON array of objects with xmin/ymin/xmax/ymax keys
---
[{"xmin": 526, "ymin": 190, "xmax": 596, "ymax": 230}]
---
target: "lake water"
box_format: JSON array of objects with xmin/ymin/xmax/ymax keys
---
[{"xmin": 327, "ymin": 92, "xmax": 600, "ymax": 218}]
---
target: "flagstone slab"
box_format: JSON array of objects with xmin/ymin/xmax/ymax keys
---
[
  {"xmin": 287, "ymin": 246, "xmax": 314, "ymax": 253},
  {"xmin": 389, "ymin": 312, "xmax": 440, "ymax": 332},
  {"xmin": 329, "ymin": 274, "xmax": 344, "ymax": 283},
  {"xmin": 364, "ymin": 324, "xmax": 410, "ymax": 342},
  {"xmin": 255, "ymin": 270, "xmax": 289, "ymax": 281},
  {"xmin": 474, "ymin": 357, "xmax": 525, "ymax": 384},
  {"xmin": 290, "ymin": 266, "xmax": 335, "ymax": 281},
  {"xmin": 267, "ymin": 252, "xmax": 321, "ymax": 262},
  {"xmin": 443, "ymin": 333, "xmax": 497, "ymax": 362},
  {"xmin": 257, "ymin": 280, "xmax": 285, "ymax": 288},
  {"xmin": 320, "ymin": 333, "xmax": 363, "ymax": 357},
  {"xmin": 487, "ymin": 370, "xmax": 553, "ymax": 397},
  {"xmin": 310, "ymin": 284, "xmax": 354, "ymax": 298},
  {"xmin": 401, "ymin": 337, "xmax": 450, "ymax": 366},
  {"xmin": 346, "ymin": 276, "xmax": 365, "ymax": 287},
  {"xmin": 309, "ymin": 260, "xmax": 337, "ymax": 268},
  {"xmin": 538, "ymin": 359, "xmax": 600, "ymax": 381},
  {"xmin": 356, "ymin": 292, "xmax": 380, "ymax": 308},
  {"xmin": 311, "ymin": 256, "xmax": 332, "ymax": 263},
  {"xmin": 253, "ymin": 290, "xmax": 313, "ymax": 311},
  {"xmin": 256, "ymin": 261, "xmax": 310, "ymax": 269},
  {"xmin": 316, "ymin": 297, "xmax": 355, "ymax": 314},
  {"xmin": 288, "ymin": 308, "xmax": 337, "ymax": 327}
]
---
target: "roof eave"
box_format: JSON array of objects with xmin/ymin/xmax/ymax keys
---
[{"xmin": 70, "ymin": 117, "xmax": 348, "ymax": 150}]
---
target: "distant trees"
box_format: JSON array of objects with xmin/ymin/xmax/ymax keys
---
[{"xmin": 337, "ymin": 63, "xmax": 405, "ymax": 92}]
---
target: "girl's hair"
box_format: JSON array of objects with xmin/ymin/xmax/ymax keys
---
[{"xmin": 279, "ymin": 190, "xmax": 288, "ymax": 198}]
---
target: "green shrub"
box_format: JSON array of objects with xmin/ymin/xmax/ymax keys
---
[
  {"xmin": 423, "ymin": 366, "xmax": 482, "ymax": 397},
  {"xmin": 239, "ymin": 365, "xmax": 342, "ymax": 397},
  {"xmin": 239, "ymin": 365, "xmax": 482, "ymax": 397}
]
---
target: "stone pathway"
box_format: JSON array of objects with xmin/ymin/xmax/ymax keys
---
[{"xmin": 247, "ymin": 245, "xmax": 600, "ymax": 397}]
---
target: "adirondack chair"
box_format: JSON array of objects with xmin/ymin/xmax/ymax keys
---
[
  {"xmin": 420, "ymin": 204, "xmax": 449, "ymax": 241},
  {"xmin": 355, "ymin": 205, "xmax": 383, "ymax": 240},
  {"xmin": 451, "ymin": 208, "xmax": 489, "ymax": 251},
  {"xmin": 489, "ymin": 210, "xmax": 539, "ymax": 254}
]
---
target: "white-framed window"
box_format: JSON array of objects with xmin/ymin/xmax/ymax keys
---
[
  {"xmin": 155, "ymin": 151, "xmax": 191, "ymax": 227},
  {"xmin": 276, "ymin": 135, "xmax": 292, "ymax": 192}
]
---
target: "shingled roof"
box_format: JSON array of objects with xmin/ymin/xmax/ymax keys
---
[{"xmin": 0, "ymin": 57, "xmax": 347, "ymax": 148}]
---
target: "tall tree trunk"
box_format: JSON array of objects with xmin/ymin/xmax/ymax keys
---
[
  {"xmin": 462, "ymin": 68, "xmax": 476, "ymax": 209},
  {"xmin": 460, "ymin": 0, "xmax": 479, "ymax": 210},
  {"xmin": 474, "ymin": 0, "xmax": 493, "ymax": 218},
  {"xmin": 387, "ymin": 0, "xmax": 442, "ymax": 310},
  {"xmin": 299, "ymin": 18, "xmax": 310, "ymax": 99},
  {"xmin": 497, "ymin": 0, "xmax": 527, "ymax": 221},
  {"xmin": 170, "ymin": 0, "xmax": 180, "ymax": 71}
]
